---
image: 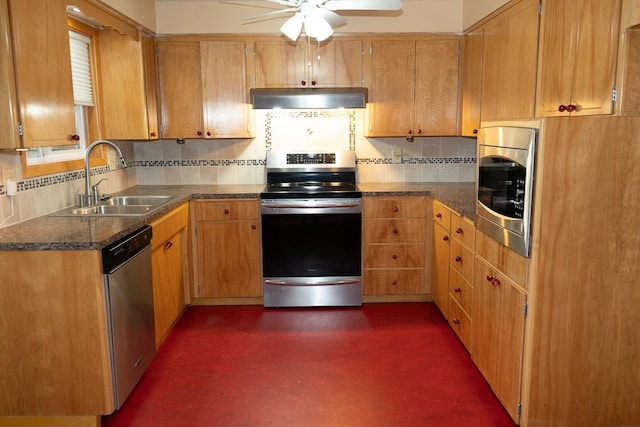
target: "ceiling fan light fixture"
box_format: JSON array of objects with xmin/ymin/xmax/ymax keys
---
[
  {"xmin": 280, "ymin": 12, "xmax": 304, "ymax": 40},
  {"xmin": 303, "ymin": 9, "xmax": 333, "ymax": 41}
]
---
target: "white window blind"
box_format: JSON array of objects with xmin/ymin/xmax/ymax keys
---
[{"xmin": 68, "ymin": 30, "xmax": 94, "ymax": 106}]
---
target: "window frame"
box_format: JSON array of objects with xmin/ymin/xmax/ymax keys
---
[{"xmin": 21, "ymin": 18, "xmax": 106, "ymax": 179}]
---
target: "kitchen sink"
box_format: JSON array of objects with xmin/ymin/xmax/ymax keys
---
[
  {"xmin": 103, "ymin": 195, "xmax": 175, "ymax": 206},
  {"xmin": 49, "ymin": 195, "xmax": 176, "ymax": 217}
]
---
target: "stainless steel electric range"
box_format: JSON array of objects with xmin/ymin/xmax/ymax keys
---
[{"xmin": 260, "ymin": 150, "xmax": 362, "ymax": 308}]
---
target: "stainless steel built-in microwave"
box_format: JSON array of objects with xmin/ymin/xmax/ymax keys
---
[{"xmin": 476, "ymin": 126, "xmax": 537, "ymax": 257}]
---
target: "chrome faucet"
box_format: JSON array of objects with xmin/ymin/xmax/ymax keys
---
[{"xmin": 80, "ymin": 140, "xmax": 127, "ymax": 207}]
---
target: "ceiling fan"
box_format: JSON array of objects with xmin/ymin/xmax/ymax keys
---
[{"xmin": 242, "ymin": 0, "xmax": 403, "ymax": 42}]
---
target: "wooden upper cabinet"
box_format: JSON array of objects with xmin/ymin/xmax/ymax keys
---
[
  {"xmin": 99, "ymin": 30, "xmax": 159, "ymax": 140},
  {"xmin": 0, "ymin": 0, "xmax": 19, "ymax": 150},
  {"xmin": 5, "ymin": 0, "xmax": 76, "ymax": 148},
  {"xmin": 365, "ymin": 38, "xmax": 460, "ymax": 138},
  {"xmin": 481, "ymin": 0, "xmax": 539, "ymax": 122},
  {"xmin": 157, "ymin": 40, "xmax": 253, "ymax": 139},
  {"xmin": 461, "ymin": 29, "xmax": 483, "ymax": 136},
  {"xmin": 536, "ymin": 0, "xmax": 622, "ymax": 117},
  {"xmin": 254, "ymin": 38, "xmax": 363, "ymax": 88}
]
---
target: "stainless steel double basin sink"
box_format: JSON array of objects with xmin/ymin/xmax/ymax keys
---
[{"xmin": 50, "ymin": 195, "xmax": 176, "ymax": 217}]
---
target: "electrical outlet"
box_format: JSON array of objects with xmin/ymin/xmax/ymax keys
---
[
  {"xmin": 2, "ymin": 168, "xmax": 16, "ymax": 188},
  {"xmin": 392, "ymin": 149, "xmax": 402, "ymax": 164}
]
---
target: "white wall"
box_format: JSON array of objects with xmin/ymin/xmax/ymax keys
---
[
  {"xmin": 102, "ymin": 0, "xmax": 157, "ymax": 31},
  {"xmin": 462, "ymin": 0, "xmax": 510, "ymax": 29}
]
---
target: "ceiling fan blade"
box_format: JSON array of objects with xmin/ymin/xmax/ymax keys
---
[
  {"xmin": 324, "ymin": 0, "xmax": 402, "ymax": 11},
  {"xmin": 242, "ymin": 8, "xmax": 296, "ymax": 21},
  {"xmin": 316, "ymin": 8, "xmax": 347, "ymax": 28}
]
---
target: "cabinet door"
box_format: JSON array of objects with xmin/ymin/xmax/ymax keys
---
[
  {"xmin": 157, "ymin": 40, "xmax": 204, "ymax": 138},
  {"xmin": 9, "ymin": 0, "xmax": 76, "ymax": 147},
  {"xmin": 315, "ymin": 39, "xmax": 363, "ymax": 87},
  {"xmin": 461, "ymin": 29, "xmax": 483, "ymax": 136},
  {"xmin": 255, "ymin": 40, "xmax": 307, "ymax": 88},
  {"xmin": 481, "ymin": 0, "xmax": 539, "ymax": 121},
  {"xmin": 201, "ymin": 40, "xmax": 252, "ymax": 138},
  {"xmin": 415, "ymin": 39, "xmax": 461, "ymax": 136},
  {"xmin": 99, "ymin": 29, "xmax": 159, "ymax": 140},
  {"xmin": 0, "ymin": 0, "xmax": 19, "ymax": 149},
  {"xmin": 366, "ymin": 40, "xmax": 415, "ymax": 137},
  {"xmin": 472, "ymin": 257, "xmax": 526, "ymax": 422},
  {"xmin": 536, "ymin": 0, "xmax": 621, "ymax": 116},
  {"xmin": 197, "ymin": 221, "xmax": 262, "ymax": 298},
  {"xmin": 432, "ymin": 221, "xmax": 450, "ymax": 318}
]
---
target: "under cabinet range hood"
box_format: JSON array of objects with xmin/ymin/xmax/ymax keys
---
[{"xmin": 250, "ymin": 88, "xmax": 368, "ymax": 109}]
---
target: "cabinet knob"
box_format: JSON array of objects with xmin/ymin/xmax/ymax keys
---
[
  {"xmin": 197, "ymin": 130, "xmax": 203, "ymax": 136},
  {"xmin": 224, "ymin": 209, "xmax": 230, "ymax": 214},
  {"xmin": 164, "ymin": 240, "xmax": 173, "ymax": 251},
  {"xmin": 392, "ymin": 254, "xmax": 398, "ymax": 260},
  {"xmin": 416, "ymin": 129, "xmax": 422, "ymax": 135},
  {"xmin": 71, "ymin": 134, "xmax": 80, "ymax": 142},
  {"xmin": 150, "ymin": 132, "xmax": 157, "ymax": 137},
  {"xmin": 454, "ymin": 287, "xmax": 461, "ymax": 293},
  {"xmin": 393, "ymin": 206, "xmax": 399, "ymax": 212},
  {"xmin": 473, "ymin": 129, "xmax": 478, "ymax": 134},
  {"xmin": 486, "ymin": 274, "xmax": 494, "ymax": 282},
  {"xmin": 442, "ymin": 235, "xmax": 449, "ymax": 241},
  {"xmin": 456, "ymin": 227, "xmax": 463, "ymax": 234},
  {"xmin": 453, "ymin": 318, "xmax": 460, "ymax": 325},
  {"xmin": 492, "ymin": 278, "xmax": 501, "ymax": 286},
  {"xmin": 455, "ymin": 256, "xmax": 462, "ymax": 262},
  {"xmin": 391, "ymin": 280, "xmax": 397, "ymax": 286},
  {"xmin": 206, "ymin": 131, "xmax": 212, "ymax": 137},
  {"xmin": 301, "ymin": 80, "xmax": 307, "ymax": 86},
  {"xmin": 251, "ymin": 224, "xmax": 257, "ymax": 230},
  {"xmin": 392, "ymin": 228, "xmax": 398, "ymax": 234},
  {"xmin": 566, "ymin": 104, "xmax": 577, "ymax": 112},
  {"xmin": 436, "ymin": 212, "xmax": 442, "ymax": 218},
  {"xmin": 311, "ymin": 80, "xmax": 317, "ymax": 86},
  {"xmin": 407, "ymin": 129, "xmax": 413, "ymax": 135}
]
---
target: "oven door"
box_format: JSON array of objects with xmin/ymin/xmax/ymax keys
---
[
  {"xmin": 261, "ymin": 198, "xmax": 362, "ymax": 307},
  {"xmin": 476, "ymin": 126, "xmax": 536, "ymax": 257}
]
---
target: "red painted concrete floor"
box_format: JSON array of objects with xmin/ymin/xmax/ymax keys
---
[{"xmin": 102, "ymin": 302, "xmax": 517, "ymax": 427}]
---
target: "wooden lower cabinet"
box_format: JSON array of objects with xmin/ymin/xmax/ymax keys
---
[
  {"xmin": 472, "ymin": 256, "xmax": 527, "ymax": 423},
  {"xmin": 363, "ymin": 196, "xmax": 428, "ymax": 300},
  {"xmin": 193, "ymin": 199, "xmax": 262, "ymax": 299},
  {"xmin": 431, "ymin": 220, "xmax": 450, "ymax": 316},
  {"xmin": 149, "ymin": 203, "xmax": 189, "ymax": 348}
]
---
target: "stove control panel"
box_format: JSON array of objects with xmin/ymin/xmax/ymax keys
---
[{"xmin": 287, "ymin": 153, "xmax": 336, "ymax": 164}]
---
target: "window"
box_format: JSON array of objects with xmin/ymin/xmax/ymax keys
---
[{"xmin": 21, "ymin": 19, "xmax": 106, "ymax": 178}]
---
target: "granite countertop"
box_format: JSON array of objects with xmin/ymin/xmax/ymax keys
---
[{"xmin": 0, "ymin": 182, "xmax": 475, "ymax": 251}]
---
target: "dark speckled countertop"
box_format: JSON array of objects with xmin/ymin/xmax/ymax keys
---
[{"xmin": 0, "ymin": 182, "xmax": 475, "ymax": 251}]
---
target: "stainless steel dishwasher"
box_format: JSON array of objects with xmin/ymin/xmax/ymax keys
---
[{"xmin": 102, "ymin": 225, "xmax": 155, "ymax": 410}]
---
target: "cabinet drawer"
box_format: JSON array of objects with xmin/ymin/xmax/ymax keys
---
[
  {"xmin": 451, "ymin": 214, "xmax": 475, "ymax": 249},
  {"xmin": 194, "ymin": 199, "xmax": 259, "ymax": 221},
  {"xmin": 448, "ymin": 298, "xmax": 472, "ymax": 350},
  {"xmin": 365, "ymin": 218, "xmax": 426, "ymax": 243},
  {"xmin": 364, "ymin": 244, "xmax": 425, "ymax": 268},
  {"xmin": 450, "ymin": 238, "xmax": 474, "ymax": 282},
  {"xmin": 363, "ymin": 269, "xmax": 424, "ymax": 295},
  {"xmin": 449, "ymin": 266, "xmax": 473, "ymax": 317},
  {"xmin": 475, "ymin": 230, "xmax": 528, "ymax": 288},
  {"xmin": 149, "ymin": 203, "xmax": 189, "ymax": 248},
  {"xmin": 364, "ymin": 196, "xmax": 427, "ymax": 218},
  {"xmin": 432, "ymin": 199, "xmax": 452, "ymax": 231}
]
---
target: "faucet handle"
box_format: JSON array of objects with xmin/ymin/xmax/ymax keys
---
[{"xmin": 91, "ymin": 178, "xmax": 108, "ymax": 204}]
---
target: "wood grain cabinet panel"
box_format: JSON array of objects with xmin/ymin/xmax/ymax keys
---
[
  {"xmin": 255, "ymin": 38, "xmax": 363, "ymax": 88},
  {"xmin": 99, "ymin": 29, "xmax": 159, "ymax": 140},
  {"xmin": 157, "ymin": 40, "xmax": 253, "ymax": 139},
  {"xmin": 431, "ymin": 208, "xmax": 451, "ymax": 317},
  {"xmin": 461, "ymin": 28, "xmax": 483, "ymax": 136},
  {"xmin": 194, "ymin": 200, "xmax": 262, "ymax": 299},
  {"xmin": 363, "ymin": 197, "xmax": 428, "ymax": 297},
  {"xmin": 536, "ymin": 0, "xmax": 622, "ymax": 117},
  {"xmin": 365, "ymin": 37, "xmax": 461, "ymax": 137}
]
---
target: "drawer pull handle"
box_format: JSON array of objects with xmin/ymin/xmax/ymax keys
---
[
  {"xmin": 392, "ymin": 280, "xmax": 397, "ymax": 285},
  {"xmin": 392, "ymin": 254, "xmax": 398, "ymax": 260},
  {"xmin": 393, "ymin": 206, "xmax": 399, "ymax": 212},
  {"xmin": 492, "ymin": 278, "xmax": 501, "ymax": 286},
  {"xmin": 251, "ymin": 224, "xmax": 257, "ymax": 230},
  {"xmin": 456, "ymin": 227, "xmax": 463, "ymax": 234},
  {"xmin": 164, "ymin": 241, "xmax": 173, "ymax": 251},
  {"xmin": 455, "ymin": 256, "xmax": 462, "ymax": 262},
  {"xmin": 486, "ymin": 275, "xmax": 494, "ymax": 282},
  {"xmin": 454, "ymin": 287, "xmax": 461, "ymax": 293},
  {"xmin": 453, "ymin": 318, "xmax": 460, "ymax": 325},
  {"xmin": 392, "ymin": 228, "xmax": 398, "ymax": 234},
  {"xmin": 442, "ymin": 235, "xmax": 449, "ymax": 241},
  {"xmin": 436, "ymin": 213, "xmax": 442, "ymax": 218},
  {"xmin": 224, "ymin": 209, "xmax": 230, "ymax": 214}
]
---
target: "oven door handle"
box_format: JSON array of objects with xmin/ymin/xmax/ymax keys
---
[
  {"xmin": 264, "ymin": 279, "xmax": 361, "ymax": 286},
  {"xmin": 262, "ymin": 202, "xmax": 361, "ymax": 209}
]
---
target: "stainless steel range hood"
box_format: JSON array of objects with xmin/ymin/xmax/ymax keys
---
[{"xmin": 250, "ymin": 88, "xmax": 368, "ymax": 109}]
